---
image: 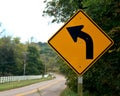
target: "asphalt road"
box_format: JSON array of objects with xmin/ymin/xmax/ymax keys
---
[{"xmin": 0, "ymin": 74, "xmax": 66, "ymax": 96}]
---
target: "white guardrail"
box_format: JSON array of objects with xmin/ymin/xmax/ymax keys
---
[{"xmin": 0, "ymin": 75, "xmax": 49, "ymax": 84}]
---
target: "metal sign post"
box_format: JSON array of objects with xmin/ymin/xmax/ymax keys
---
[{"xmin": 78, "ymin": 76, "xmax": 83, "ymax": 96}]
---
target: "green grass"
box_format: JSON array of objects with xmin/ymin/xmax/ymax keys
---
[
  {"xmin": 60, "ymin": 88, "xmax": 77, "ymax": 96},
  {"xmin": 60, "ymin": 88, "xmax": 89, "ymax": 96},
  {"xmin": 0, "ymin": 76, "xmax": 52, "ymax": 91}
]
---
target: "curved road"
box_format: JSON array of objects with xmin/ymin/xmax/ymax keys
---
[{"xmin": 0, "ymin": 74, "xmax": 66, "ymax": 96}]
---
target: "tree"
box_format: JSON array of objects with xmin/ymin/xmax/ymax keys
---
[
  {"xmin": 83, "ymin": 0, "xmax": 120, "ymax": 31},
  {"xmin": 12, "ymin": 37, "xmax": 27, "ymax": 75},
  {"xmin": 26, "ymin": 45, "xmax": 44, "ymax": 75},
  {"xmin": 38, "ymin": 42, "xmax": 60, "ymax": 73},
  {"xmin": 43, "ymin": 0, "xmax": 84, "ymax": 23},
  {"xmin": 0, "ymin": 36, "xmax": 17, "ymax": 76},
  {"xmin": 0, "ymin": 36, "xmax": 27, "ymax": 76}
]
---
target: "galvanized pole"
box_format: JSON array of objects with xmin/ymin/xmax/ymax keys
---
[
  {"xmin": 23, "ymin": 53, "xmax": 27, "ymax": 75},
  {"xmin": 78, "ymin": 76, "xmax": 83, "ymax": 96}
]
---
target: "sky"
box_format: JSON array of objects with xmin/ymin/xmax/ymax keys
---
[{"xmin": 0, "ymin": 0, "xmax": 63, "ymax": 43}]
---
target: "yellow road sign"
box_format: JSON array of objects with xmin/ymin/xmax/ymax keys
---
[{"xmin": 48, "ymin": 10, "xmax": 114, "ymax": 75}]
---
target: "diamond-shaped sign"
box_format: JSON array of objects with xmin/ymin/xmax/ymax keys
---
[{"xmin": 48, "ymin": 10, "xmax": 114, "ymax": 75}]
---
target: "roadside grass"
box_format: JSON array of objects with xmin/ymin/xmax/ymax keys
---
[
  {"xmin": 60, "ymin": 88, "xmax": 77, "ymax": 96},
  {"xmin": 60, "ymin": 87, "xmax": 89, "ymax": 96},
  {"xmin": 0, "ymin": 76, "xmax": 52, "ymax": 91}
]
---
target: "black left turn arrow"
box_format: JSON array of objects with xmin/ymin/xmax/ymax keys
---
[{"xmin": 66, "ymin": 25, "xmax": 93, "ymax": 59}]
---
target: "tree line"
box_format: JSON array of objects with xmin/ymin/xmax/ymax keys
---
[
  {"xmin": 0, "ymin": 36, "xmax": 45, "ymax": 76},
  {"xmin": 0, "ymin": 32, "xmax": 60, "ymax": 76}
]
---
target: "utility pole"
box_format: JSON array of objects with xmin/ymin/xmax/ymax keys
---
[{"xmin": 23, "ymin": 53, "xmax": 27, "ymax": 75}]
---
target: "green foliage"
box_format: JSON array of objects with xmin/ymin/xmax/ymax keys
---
[
  {"xmin": 0, "ymin": 35, "xmax": 59, "ymax": 76},
  {"xmin": 38, "ymin": 42, "xmax": 60, "ymax": 72},
  {"xmin": 12, "ymin": 37, "xmax": 28, "ymax": 75},
  {"xmin": 60, "ymin": 87, "xmax": 89, "ymax": 96},
  {"xmin": 0, "ymin": 37, "xmax": 28, "ymax": 76},
  {"xmin": 43, "ymin": 0, "xmax": 84, "ymax": 23},
  {"xmin": 0, "ymin": 36, "xmax": 45, "ymax": 76},
  {"xmin": 0, "ymin": 37, "xmax": 19, "ymax": 75},
  {"xmin": 60, "ymin": 88, "xmax": 77, "ymax": 96},
  {"xmin": 83, "ymin": 0, "xmax": 120, "ymax": 31},
  {"xmin": 26, "ymin": 45, "xmax": 44, "ymax": 75}
]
